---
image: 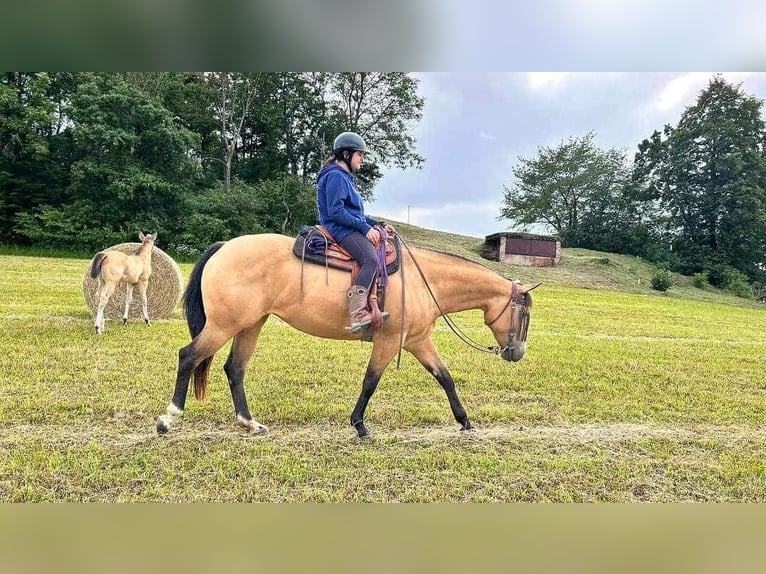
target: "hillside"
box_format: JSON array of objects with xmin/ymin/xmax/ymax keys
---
[{"xmin": 382, "ymin": 218, "xmax": 763, "ymax": 309}]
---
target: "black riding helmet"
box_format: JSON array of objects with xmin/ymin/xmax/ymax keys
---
[
  {"xmin": 333, "ymin": 132, "xmax": 367, "ymax": 172},
  {"xmin": 333, "ymin": 132, "xmax": 368, "ymax": 154}
]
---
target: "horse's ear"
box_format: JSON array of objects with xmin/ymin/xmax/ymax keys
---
[
  {"xmin": 139, "ymin": 232, "xmax": 145, "ymax": 241},
  {"xmin": 522, "ymin": 282, "xmax": 542, "ymax": 293}
]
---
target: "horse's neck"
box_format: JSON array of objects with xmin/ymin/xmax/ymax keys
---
[
  {"xmin": 410, "ymin": 250, "xmax": 509, "ymax": 314},
  {"xmin": 136, "ymin": 244, "xmax": 153, "ymax": 263}
]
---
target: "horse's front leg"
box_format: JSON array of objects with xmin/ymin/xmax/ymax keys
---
[
  {"xmin": 123, "ymin": 283, "xmax": 134, "ymax": 324},
  {"xmin": 138, "ymin": 280, "xmax": 150, "ymax": 325},
  {"xmin": 350, "ymin": 339, "xmax": 398, "ymax": 439},
  {"xmin": 406, "ymin": 337, "xmax": 473, "ymax": 431},
  {"xmin": 224, "ymin": 320, "xmax": 269, "ymax": 435}
]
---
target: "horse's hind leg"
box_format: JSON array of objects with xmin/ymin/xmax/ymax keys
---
[
  {"xmin": 406, "ymin": 337, "xmax": 472, "ymax": 431},
  {"xmin": 94, "ymin": 279, "xmax": 116, "ymax": 335},
  {"xmin": 156, "ymin": 325, "xmax": 233, "ymax": 434},
  {"xmin": 223, "ymin": 317, "xmax": 269, "ymax": 435},
  {"xmin": 122, "ymin": 284, "xmax": 134, "ymax": 324}
]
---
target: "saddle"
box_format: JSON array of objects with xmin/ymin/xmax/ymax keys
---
[
  {"xmin": 293, "ymin": 225, "xmax": 401, "ymax": 341},
  {"xmin": 292, "ymin": 225, "xmax": 400, "ymax": 275}
]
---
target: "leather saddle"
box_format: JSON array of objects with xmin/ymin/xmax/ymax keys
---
[{"xmin": 292, "ymin": 225, "xmax": 400, "ymax": 275}]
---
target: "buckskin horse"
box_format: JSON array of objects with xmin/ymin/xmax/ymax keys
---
[
  {"xmin": 89, "ymin": 232, "xmax": 157, "ymax": 334},
  {"xmin": 156, "ymin": 233, "xmax": 539, "ymax": 438}
]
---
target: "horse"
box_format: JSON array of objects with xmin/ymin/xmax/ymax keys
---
[
  {"xmin": 89, "ymin": 232, "xmax": 157, "ymax": 334},
  {"xmin": 155, "ymin": 233, "xmax": 540, "ymax": 438}
]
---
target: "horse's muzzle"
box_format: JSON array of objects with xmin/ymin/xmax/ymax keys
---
[{"xmin": 501, "ymin": 346, "xmax": 525, "ymax": 362}]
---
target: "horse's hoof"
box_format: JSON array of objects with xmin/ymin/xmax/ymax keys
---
[
  {"xmin": 353, "ymin": 421, "xmax": 371, "ymax": 439},
  {"xmin": 460, "ymin": 425, "xmax": 476, "ymax": 433},
  {"xmin": 156, "ymin": 416, "xmax": 170, "ymax": 435},
  {"xmin": 145, "ymin": 319, "xmax": 151, "ymax": 326},
  {"xmin": 122, "ymin": 318, "xmax": 127, "ymax": 325},
  {"xmin": 250, "ymin": 425, "xmax": 269, "ymax": 436}
]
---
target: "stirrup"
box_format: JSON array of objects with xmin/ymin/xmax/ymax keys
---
[
  {"xmin": 346, "ymin": 319, "xmax": 372, "ymax": 333},
  {"xmin": 346, "ymin": 313, "xmax": 389, "ymax": 334}
]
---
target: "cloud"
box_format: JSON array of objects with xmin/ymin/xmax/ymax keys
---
[
  {"xmin": 373, "ymin": 201, "xmax": 502, "ymax": 238},
  {"xmin": 479, "ymin": 131, "xmax": 496, "ymax": 140},
  {"xmin": 525, "ymin": 72, "xmax": 570, "ymax": 91}
]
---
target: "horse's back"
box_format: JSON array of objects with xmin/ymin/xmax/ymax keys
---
[{"xmin": 203, "ymin": 234, "xmax": 296, "ymax": 285}]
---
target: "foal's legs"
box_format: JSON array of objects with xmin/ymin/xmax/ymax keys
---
[
  {"xmin": 156, "ymin": 325, "xmax": 233, "ymax": 434},
  {"xmin": 223, "ymin": 318, "xmax": 269, "ymax": 435},
  {"xmin": 94, "ymin": 279, "xmax": 117, "ymax": 335},
  {"xmin": 122, "ymin": 283, "xmax": 134, "ymax": 324},
  {"xmin": 407, "ymin": 337, "xmax": 473, "ymax": 431},
  {"xmin": 137, "ymin": 279, "xmax": 150, "ymax": 325},
  {"xmin": 350, "ymin": 339, "xmax": 399, "ymax": 438}
]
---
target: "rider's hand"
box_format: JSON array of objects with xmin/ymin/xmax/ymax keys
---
[
  {"xmin": 366, "ymin": 228, "xmax": 382, "ymax": 245},
  {"xmin": 384, "ymin": 223, "xmax": 395, "ymax": 235}
]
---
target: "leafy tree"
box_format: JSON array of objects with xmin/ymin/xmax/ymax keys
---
[
  {"xmin": 15, "ymin": 73, "xmax": 201, "ymax": 249},
  {"xmin": 1, "ymin": 72, "xmax": 426, "ymax": 250},
  {"xmin": 123, "ymin": 73, "xmax": 219, "ymax": 184},
  {"xmin": 0, "ymin": 72, "xmax": 55, "ymax": 240},
  {"xmin": 207, "ymin": 72, "xmax": 260, "ymax": 190},
  {"xmin": 325, "ymin": 72, "xmax": 425, "ymax": 199},
  {"xmin": 633, "ymin": 76, "xmax": 766, "ymax": 282},
  {"xmin": 499, "ymin": 132, "xmax": 633, "ymax": 247}
]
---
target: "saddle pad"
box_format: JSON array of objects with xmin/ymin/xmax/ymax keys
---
[{"xmin": 293, "ymin": 226, "xmax": 400, "ymax": 275}]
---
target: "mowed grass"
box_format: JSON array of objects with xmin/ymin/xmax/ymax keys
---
[{"xmin": 1, "ymin": 251, "xmax": 766, "ymax": 502}]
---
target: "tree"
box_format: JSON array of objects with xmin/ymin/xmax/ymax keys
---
[
  {"xmin": 208, "ymin": 72, "xmax": 259, "ymax": 190},
  {"xmin": 15, "ymin": 73, "xmax": 201, "ymax": 249},
  {"xmin": 633, "ymin": 76, "xmax": 766, "ymax": 281},
  {"xmin": 499, "ymin": 132, "xmax": 632, "ymax": 247},
  {"xmin": 325, "ymin": 73, "xmax": 425, "ymax": 199},
  {"xmin": 0, "ymin": 73, "xmax": 56, "ymax": 240}
]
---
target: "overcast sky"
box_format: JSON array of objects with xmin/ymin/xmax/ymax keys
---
[{"xmin": 371, "ymin": 72, "xmax": 766, "ymax": 238}]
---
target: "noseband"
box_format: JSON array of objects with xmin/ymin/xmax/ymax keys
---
[{"xmin": 485, "ymin": 282, "xmax": 531, "ymax": 352}]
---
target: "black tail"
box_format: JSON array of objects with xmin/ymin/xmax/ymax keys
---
[
  {"xmin": 183, "ymin": 241, "xmax": 226, "ymax": 400},
  {"xmin": 89, "ymin": 252, "xmax": 106, "ymax": 279}
]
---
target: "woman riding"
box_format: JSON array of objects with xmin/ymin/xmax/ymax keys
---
[{"xmin": 316, "ymin": 131, "xmax": 393, "ymax": 332}]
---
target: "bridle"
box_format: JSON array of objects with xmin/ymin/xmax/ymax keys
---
[
  {"xmin": 399, "ymin": 237, "xmax": 531, "ymax": 356},
  {"xmin": 484, "ymin": 282, "xmax": 531, "ymax": 353}
]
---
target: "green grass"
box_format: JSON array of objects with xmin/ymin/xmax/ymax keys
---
[{"xmin": 1, "ymin": 231, "xmax": 765, "ymax": 501}]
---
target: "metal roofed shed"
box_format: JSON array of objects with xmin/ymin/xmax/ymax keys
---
[{"xmin": 483, "ymin": 232, "xmax": 561, "ymax": 267}]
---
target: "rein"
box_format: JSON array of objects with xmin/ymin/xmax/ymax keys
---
[{"xmin": 398, "ymin": 237, "xmax": 524, "ymax": 355}]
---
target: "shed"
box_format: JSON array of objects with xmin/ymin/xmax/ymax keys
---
[{"xmin": 483, "ymin": 231, "xmax": 561, "ymax": 267}]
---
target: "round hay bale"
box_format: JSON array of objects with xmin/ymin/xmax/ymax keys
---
[{"xmin": 82, "ymin": 243, "xmax": 184, "ymax": 320}]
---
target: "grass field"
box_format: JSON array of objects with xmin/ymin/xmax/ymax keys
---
[{"xmin": 1, "ymin": 233, "xmax": 765, "ymax": 501}]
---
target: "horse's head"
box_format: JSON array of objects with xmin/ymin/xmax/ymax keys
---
[
  {"xmin": 138, "ymin": 232, "xmax": 158, "ymax": 248},
  {"xmin": 485, "ymin": 282, "xmax": 541, "ymax": 362}
]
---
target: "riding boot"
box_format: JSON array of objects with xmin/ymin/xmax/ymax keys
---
[{"xmin": 345, "ymin": 285, "xmax": 389, "ymax": 333}]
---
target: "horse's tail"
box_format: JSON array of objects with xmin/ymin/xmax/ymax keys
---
[
  {"xmin": 183, "ymin": 241, "xmax": 226, "ymax": 400},
  {"xmin": 89, "ymin": 252, "xmax": 106, "ymax": 279}
]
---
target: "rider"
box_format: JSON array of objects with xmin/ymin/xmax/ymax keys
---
[{"xmin": 316, "ymin": 131, "xmax": 394, "ymax": 332}]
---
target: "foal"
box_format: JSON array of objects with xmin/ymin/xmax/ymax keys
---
[{"xmin": 90, "ymin": 232, "xmax": 157, "ymax": 334}]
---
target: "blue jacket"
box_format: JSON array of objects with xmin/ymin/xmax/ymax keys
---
[{"xmin": 316, "ymin": 163, "xmax": 377, "ymax": 243}]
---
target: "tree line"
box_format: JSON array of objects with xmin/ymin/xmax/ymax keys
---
[
  {"xmin": 500, "ymin": 76, "xmax": 766, "ymax": 293},
  {"xmin": 0, "ymin": 72, "xmax": 424, "ymax": 256},
  {"xmin": 3, "ymin": 73, "xmax": 764, "ymax": 293}
]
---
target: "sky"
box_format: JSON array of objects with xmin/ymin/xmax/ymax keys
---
[{"xmin": 370, "ymin": 72, "xmax": 766, "ymax": 239}]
